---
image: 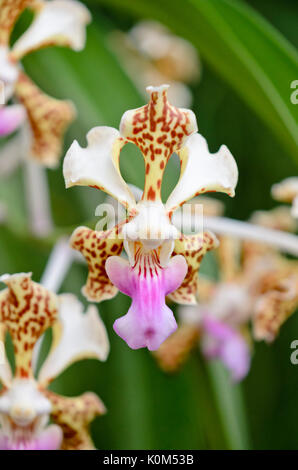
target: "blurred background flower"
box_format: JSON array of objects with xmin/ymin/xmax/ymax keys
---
[
  {"xmin": 109, "ymin": 20, "xmax": 200, "ymax": 107},
  {"xmin": 0, "ymin": 0, "xmax": 297, "ymax": 451}
]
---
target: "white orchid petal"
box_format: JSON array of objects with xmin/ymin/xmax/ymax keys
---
[
  {"xmin": 38, "ymin": 294, "xmax": 109, "ymax": 385},
  {"xmin": 63, "ymin": 126, "xmax": 135, "ymax": 208},
  {"xmin": 105, "ymin": 184, "xmax": 143, "ymax": 224},
  {"xmin": 159, "ymin": 240, "xmax": 175, "ymax": 267},
  {"xmin": 11, "ymin": 0, "xmax": 91, "ymax": 60},
  {"xmin": 166, "ymin": 133, "xmax": 238, "ymax": 212},
  {"xmin": 178, "ymin": 304, "xmax": 203, "ymax": 326}
]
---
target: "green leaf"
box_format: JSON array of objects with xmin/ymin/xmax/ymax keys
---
[{"xmin": 92, "ymin": 0, "xmax": 298, "ymax": 163}]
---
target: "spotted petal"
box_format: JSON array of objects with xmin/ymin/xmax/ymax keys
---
[
  {"xmin": 292, "ymin": 196, "xmax": 298, "ymax": 218},
  {"xmin": 37, "ymin": 294, "xmax": 109, "ymax": 386},
  {"xmin": 70, "ymin": 225, "xmax": 124, "ymax": 302},
  {"xmin": 120, "ymin": 84, "xmax": 197, "ymax": 202},
  {"xmin": 106, "ymin": 253, "xmax": 187, "ymax": 350},
  {"xmin": 45, "ymin": 390, "xmax": 105, "ymax": 450},
  {"xmin": 0, "ymin": 272, "xmax": 59, "ymax": 378},
  {"xmin": 0, "ymin": 0, "xmax": 31, "ymax": 46},
  {"xmin": 168, "ymin": 231, "xmax": 218, "ymax": 304},
  {"xmin": 166, "ymin": 133, "xmax": 238, "ymax": 212},
  {"xmin": 64, "ymin": 126, "xmax": 136, "ymax": 208},
  {"xmin": 11, "ymin": 0, "xmax": 91, "ymax": 61},
  {"xmin": 0, "ymin": 104, "xmax": 26, "ymax": 137},
  {"xmin": 15, "ymin": 72, "xmax": 75, "ymax": 167}
]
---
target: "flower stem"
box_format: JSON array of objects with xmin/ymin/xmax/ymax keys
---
[{"xmin": 204, "ymin": 216, "xmax": 298, "ymax": 256}]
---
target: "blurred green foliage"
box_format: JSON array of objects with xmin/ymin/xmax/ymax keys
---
[{"xmin": 0, "ymin": 0, "xmax": 297, "ymax": 450}]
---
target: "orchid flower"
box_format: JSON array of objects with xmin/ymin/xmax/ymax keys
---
[
  {"xmin": 154, "ymin": 198, "xmax": 298, "ymax": 381},
  {"xmin": 271, "ymin": 177, "xmax": 298, "ymax": 219},
  {"xmin": 0, "ymin": 273, "xmax": 109, "ymax": 450},
  {"xmin": 63, "ymin": 84, "xmax": 238, "ymax": 351},
  {"xmin": 0, "ymin": 0, "xmax": 91, "ymax": 167},
  {"xmin": 110, "ymin": 21, "xmax": 200, "ymax": 107}
]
